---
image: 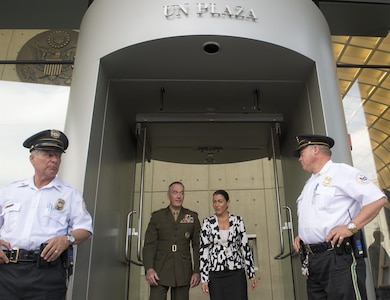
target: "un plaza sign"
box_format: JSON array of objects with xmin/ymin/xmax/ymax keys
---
[{"xmin": 163, "ymin": 3, "xmax": 258, "ymax": 21}]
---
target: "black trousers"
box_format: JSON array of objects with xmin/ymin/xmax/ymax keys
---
[
  {"xmin": 209, "ymin": 269, "xmax": 248, "ymax": 300},
  {"xmin": 307, "ymin": 250, "xmax": 367, "ymax": 300},
  {"xmin": 0, "ymin": 261, "xmax": 67, "ymax": 300}
]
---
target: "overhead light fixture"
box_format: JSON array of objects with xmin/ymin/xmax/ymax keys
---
[
  {"xmin": 204, "ymin": 157, "xmax": 217, "ymax": 164},
  {"xmin": 203, "ymin": 42, "xmax": 220, "ymax": 54}
]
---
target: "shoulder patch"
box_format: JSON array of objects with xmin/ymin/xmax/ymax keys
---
[{"xmin": 356, "ymin": 173, "xmax": 369, "ymax": 184}]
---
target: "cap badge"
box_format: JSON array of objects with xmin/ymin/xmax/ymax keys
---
[
  {"xmin": 51, "ymin": 130, "xmax": 61, "ymax": 139},
  {"xmin": 322, "ymin": 176, "xmax": 332, "ymax": 186},
  {"xmin": 55, "ymin": 198, "xmax": 65, "ymax": 210}
]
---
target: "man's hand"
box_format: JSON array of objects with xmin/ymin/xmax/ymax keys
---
[
  {"xmin": 293, "ymin": 236, "xmax": 301, "ymax": 253},
  {"xmin": 190, "ymin": 273, "xmax": 200, "ymax": 288},
  {"xmin": 0, "ymin": 240, "xmax": 11, "ymax": 264},
  {"xmin": 41, "ymin": 236, "xmax": 69, "ymax": 262},
  {"xmin": 145, "ymin": 268, "xmax": 159, "ymax": 286},
  {"xmin": 326, "ymin": 225, "xmax": 354, "ymax": 247}
]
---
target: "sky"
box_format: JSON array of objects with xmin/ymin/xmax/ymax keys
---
[
  {"xmin": 343, "ymin": 81, "xmax": 378, "ymax": 182},
  {"xmin": 0, "ymin": 80, "xmax": 69, "ymax": 188}
]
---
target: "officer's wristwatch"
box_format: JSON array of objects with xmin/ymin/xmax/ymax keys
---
[
  {"xmin": 66, "ymin": 234, "xmax": 76, "ymax": 245},
  {"xmin": 347, "ymin": 222, "xmax": 358, "ymax": 234}
]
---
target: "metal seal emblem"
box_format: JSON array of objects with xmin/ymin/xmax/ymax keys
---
[
  {"xmin": 55, "ymin": 198, "xmax": 65, "ymax": 210},
  {"xmin": 322, "ymin": 176, "xmax": 332, "ymax": 186},
  {"xmin": 16, "ymin": 30, "xmax": 78, "ymax": 86}
]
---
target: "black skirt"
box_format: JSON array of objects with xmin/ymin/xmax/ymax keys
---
[{"xmin": 209, "ymin": 269, "xmax": 248, "ymax": 300}]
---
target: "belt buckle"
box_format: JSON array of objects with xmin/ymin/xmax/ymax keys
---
[
  {"xmin": 9, "ymin": 248, "xmax": 19, "ymax": 263},
  {"xmin": 171, "ymin": 245, "xmax": 177, "ymax": 252}
]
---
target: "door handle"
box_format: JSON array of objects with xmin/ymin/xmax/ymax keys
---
[
  {"xmin": 275, "ymin": 205, "xmax": 296, "ymax": 260},
  {"xmin": 283, "ymin": 205, "xmax": 295, "ymax": 252},
  {"xmin": 125, "ymin": 210, "xmax": 143, "ymax": 266}
]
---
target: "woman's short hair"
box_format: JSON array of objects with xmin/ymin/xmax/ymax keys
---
[{"xmin": 213, "ymin": 189, "xmax": 229, "ymax": 201}]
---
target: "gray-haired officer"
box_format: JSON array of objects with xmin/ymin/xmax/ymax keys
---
[
  {"xmin": 292, "ymin": 134, "xmax": 387, "ymax": 300},
  {"xmin": 0, "ymin": 129, "xmax": 93, "ymax": 300}
]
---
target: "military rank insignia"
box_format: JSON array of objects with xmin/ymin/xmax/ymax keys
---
[{"xmin": 180, "ymin": 214, "xmax": 194, "ymax": 223}]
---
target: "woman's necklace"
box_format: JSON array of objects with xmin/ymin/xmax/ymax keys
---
[{"xmin": 217, "ymin": 213, "xmax": 230, "ymax": 230}]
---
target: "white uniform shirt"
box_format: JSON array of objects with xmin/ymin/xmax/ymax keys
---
[
  {"xmin": 0, "ymin": 176, "xmax": 93, "ymax": 250},
  {"xmin": 297, "ymin": 160, "xmax": 385, "ymax": 244}
]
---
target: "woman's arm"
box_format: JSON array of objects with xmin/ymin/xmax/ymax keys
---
[{"xmin": 200, "ymin": 218, "xmax": 211, "ymax": 283}]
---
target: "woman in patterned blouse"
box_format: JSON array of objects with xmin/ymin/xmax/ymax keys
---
[{"xmin": 200, "ymin": 190, "xmax": 257, "ymax": 299}]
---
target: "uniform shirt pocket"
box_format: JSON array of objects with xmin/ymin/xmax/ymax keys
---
[
  {"xmin": 314, "ymin": 185, "xmax": 336, "ymax": 210},
  {"xmin": 180, "ymin": 252, "xmax": 191, "ymax": 260},
  {"xmin": 0, "ymin": 202, "xmax": 22, "ymax": 232},
  {"xmin": 45, "ymin": 209, "xmax": 67, "ymax": 227},
  {"xmin": 180, "ymin": 223, "xmax": 194, "ymax": 239}
]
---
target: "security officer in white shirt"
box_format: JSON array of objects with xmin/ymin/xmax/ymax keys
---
[
  {"xmin": 292, "ymin": 134, "xmax": 387, "ymax": 300},
  {"xmin": 0, "ymin": 129, "xmax": 93, "ymax": 300}
]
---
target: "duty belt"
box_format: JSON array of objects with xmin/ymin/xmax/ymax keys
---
[
  {"xmin": 305, "ymin": 242, "xmax": 334, "ymax": 254},
  {"xmin": 4, "ymin": 248, "xmax": 40, "ymax": 263}
]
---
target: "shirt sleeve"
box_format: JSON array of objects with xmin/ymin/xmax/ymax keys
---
[
  {"xmin": 238, "ymin": 217, "xmax": 256, "ymax": 279},
  {"xmin": 192, "ymin": 212, "xmax": 201, "ymax": 274},
  {"xmin": 341, "ymin": 164, "xmax": 385, "ymax": 206},
  {"xmin": 200, "ymin": 218, "xmax": 211, "ymax": 282},
  {"xmin": 68, "ymin": 188, "xmax": 93, "ymax": 234},
  {"xmin": 142, "ymin": 213, "xmax": 158, "ymax": 272}
]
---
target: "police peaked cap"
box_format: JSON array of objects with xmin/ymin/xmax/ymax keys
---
[
  {"xmin": 23, "ymin": 129, "xmax": 69, "ymax": 153},
  {"xmin": 293, "ymin": 134, "xmax": 334, "ymax": 157}
]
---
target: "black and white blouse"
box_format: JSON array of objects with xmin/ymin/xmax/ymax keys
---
[{"xmin": 200, "ymin": 213, "xmax": 256, "ymax": 282}]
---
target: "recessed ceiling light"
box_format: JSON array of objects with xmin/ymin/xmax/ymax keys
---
[{"xmin": 203, "ymin": 42, "xmax": 220, "ymax": 54}]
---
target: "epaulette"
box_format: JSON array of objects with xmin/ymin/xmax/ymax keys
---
[{"xmin": 152, "ymin": 207, "xmax": 168, "ymax": 215}]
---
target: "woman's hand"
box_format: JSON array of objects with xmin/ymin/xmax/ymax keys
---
[
  {"xmin": 201, "ymin": 282, "xmax": 209, "ymax": 295},
  {"xmin": 250, "ymin": 277, "xmax": 257, "ymax": 290}
]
